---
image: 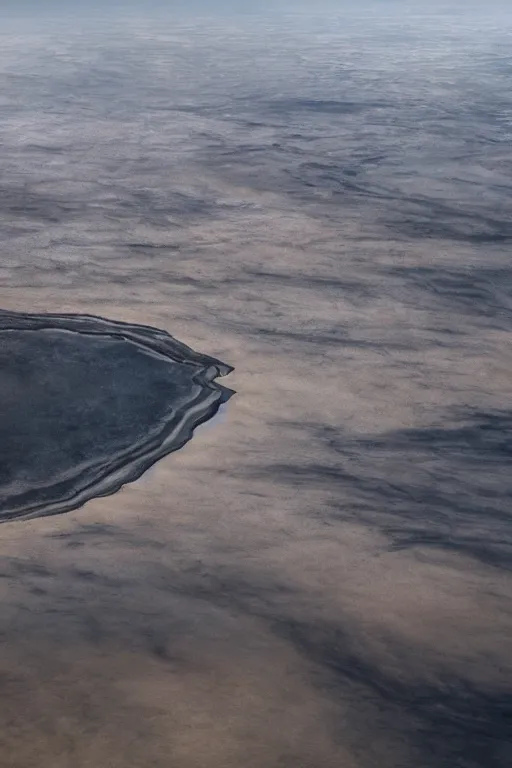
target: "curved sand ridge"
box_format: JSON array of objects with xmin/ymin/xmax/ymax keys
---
[{"xmin": 0, "ymin": 310, "xmax": 234, "ymax": 523}]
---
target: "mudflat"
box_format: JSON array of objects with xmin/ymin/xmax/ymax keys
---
[{"xmin": 0, "ymin": 5, "xmax": 510, "ymax": 768}]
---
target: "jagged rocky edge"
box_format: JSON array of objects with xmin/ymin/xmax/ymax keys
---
[{"xmin": 0, "ymin": 309, "xmax": 234, "ymax": 523}]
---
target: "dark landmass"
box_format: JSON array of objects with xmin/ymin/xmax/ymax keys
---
[{"xmin": 0, "ymin": 311, "xmax": 233, "ymax": 522}]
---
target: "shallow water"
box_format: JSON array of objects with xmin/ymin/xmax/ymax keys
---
[{"xmin": 0, "ymin": 4, "xmax": 511, "ymax": 767}]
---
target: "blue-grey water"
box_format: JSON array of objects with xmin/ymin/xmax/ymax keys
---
[{"xmin": 0, "ymin": 3, "xmax": 510, "ymax": 767}]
